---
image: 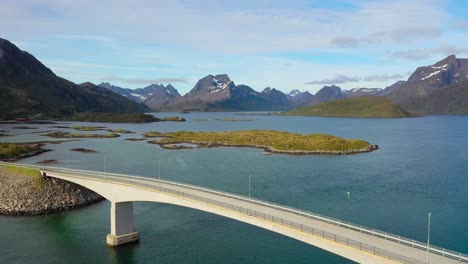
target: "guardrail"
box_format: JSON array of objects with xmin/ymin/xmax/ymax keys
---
[{"xmin": 1, "ymin": 162, "xmax": 466, "ymax": 263}]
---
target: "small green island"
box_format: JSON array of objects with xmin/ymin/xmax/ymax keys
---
[
  {"xmin": 0, "ymin": 143, "xmax": 50, "ymax": 161},
  {"xmin": 146, "ymin": 130, "xmax": 378, "ymax": 154},
  {"xmin": 71, "ymin": 126, "xmax": 134, "ymax": 133},
  {"xmin": 41, "ymin": 131, "xmax": 120, "ymax": 138},
  {"xmin": 283, "ymin": 96, "xmax": 414, "ymax": 118}
]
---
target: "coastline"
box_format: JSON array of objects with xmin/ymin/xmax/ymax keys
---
[
  {"xmin": 151, "ymin": 140, "xmax": 379, "ymax": 155},
  {"xmin": 0, "ymin": 167, "xmax": 103, "ymax": 216}
]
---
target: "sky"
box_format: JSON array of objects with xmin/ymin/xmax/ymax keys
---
[{"xmin": 2, "ymin": 0, "xmax": 468, "ymax": 95}]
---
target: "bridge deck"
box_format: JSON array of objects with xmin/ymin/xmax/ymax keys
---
[{"xmin": 34, "ymin": 166, "xmax": 468, "ymax": 264}]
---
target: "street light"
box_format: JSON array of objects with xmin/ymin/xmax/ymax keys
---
[
  {"xmin": 427, "ymin": 212, "xmax": 432, "ymax": 264},
  {"xmin": 248, "ymin": 174, "xmax": 251, "ymax": 198}
]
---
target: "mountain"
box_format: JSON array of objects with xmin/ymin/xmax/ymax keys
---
[
  {"xmin": 143, "ymin": 84, "xmax": 181, "ymax": 110},
  {"xmin": 343, "ymin": 88, "xmax": 383, "ymax": 98},
  {"xmin": 379, "ymin": 80, "xmax": 406, "ymax": 96},
  {"xmin": 287, "ymin": 89, "xmax": 314, "ymax": 107},
  {"xmin": 0, "ymin": 38, "xmax": 147, "ymax": 119},
  {"xmin": 99, "ymin": 82, "xmax": 180, "ymax": 103},
  {"xmin": 159, "ymin": 74, "xmax": 277, "ymax": 111},
  {"xmin": 388, "ymin": 55, "xmax": 468, "ymax": 114},
  {"xmin": 399, "ymin": 79, "xmax": 468, "ymax": 114},
  {"xmin": 389, "ymin": 55, "xmax": 468, "ymax": 103},
  {"xmin": 259, "ymin": 87, "xmax": 291, "ymax": 110},
  {"xmin": 313, "ymin": 85, "xmax": 344, "ymax": 104},
  {"xmin": 284, "ymin": 96, "xmax": 413, "ymax": 118}
]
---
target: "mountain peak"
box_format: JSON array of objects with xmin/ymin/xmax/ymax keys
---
[
  {"xmin": 187, "ymin": 74, "xmax": 235, "ymax": 96},
  {"xmin": 0, "ymin": 37, "xmax": 55, "ymax": 77}
]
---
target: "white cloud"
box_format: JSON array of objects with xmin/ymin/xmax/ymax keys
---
[
  {"xmin": 1, "ymin": 0, "xmax": 450, "ymax": 53},
  {"xmin": 305, "ymin": 75, "xmax": 360, "ymax": 85}
]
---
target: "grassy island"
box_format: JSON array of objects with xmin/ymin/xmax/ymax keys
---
[
  {"xmin": 0, "ymin": 143, "xmax": 49, "ymax": 161},
  {"xmin": 283, "ymin": 96, "xmax": 414, "ymax": 118},
  {"xmin": 71, "ymin": 126, "xmax": 134, "ymax": 133},
  {"xmin": 41, "ymin": 131, "xmax": 120, "ymax": 138},
  {"xmin": 146, "ymin": 130, "xmax": 378, "ymax": 155}
]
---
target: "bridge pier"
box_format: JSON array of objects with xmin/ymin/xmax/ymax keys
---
[{"xmin": 106, "ymin": 201, "xmax": 140, "ymax": 246}]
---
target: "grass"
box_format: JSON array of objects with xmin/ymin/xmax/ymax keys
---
[
  {"xmin": 109, "ymin": 129, "xmax": 134, "ymax": 133},
  {"xmin": 41, "ymin": 131, "xmax": 120, "ymax": 138},
  {"xmin": 0, "ymin": 143, "xmax": 44, "ymax": 160},
  {"xmin": 71, "ymin": 126, "xmax": 107, "ymax": 131},
  {"xmin": 0, "ymin": 164, "xmax": 43, "ymax": 188},
  {"xmin": 283, "ymin": 96, "xmax": 414, "ymax": 118},
  {"xmin": 71, "ymin": 126, "xmax": 134, "ymax": 133},
  {"xmin": 216, "ymin": 118, "xmax": 254, "ymax": 121},
  {"xmin": 143, "ymin": 131, "xmax": 167, "ymax": 137},
  {"xmin": 146, "ymin": 130, "xmax": 377, "ymax": 154}
]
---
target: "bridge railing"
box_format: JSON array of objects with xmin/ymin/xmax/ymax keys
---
[
  {"xmin": 71, "ymin": 169, "xmax": 467, "ymax": 263},
  {"xmin": 3, "ymin": 162, "xmax": 466, "ymax": 263}
]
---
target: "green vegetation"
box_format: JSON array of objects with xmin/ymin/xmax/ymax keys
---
[
  {"xmin": 143, "ymin": 131, "xmax": 167, "ymax": 137},
  {"xmin": 109, "ymin": 129, "xmax": 134, "ymax": 133},
  {"xmin": 193, "ymin": 118, "xmax": 208, "ymax": 121},
  {"xmin": 70, "ymin": 148, "xmax": 98, "ymax": 153},
  {"xmin": 0, "ymin": 143, "xmax": 45, "ymax": 160},
  {"xmin": 71, "ymin": 126, "xmax": 107, "ymax": 131},
  {"xmin": 284, "ymin": 96, "xmax": 413, "ymax": 118},
  {"xmin": 66, "ymin": 113, "xmax": 158, "ymax": 123},
  {"xmin": 71, "ymin": 126, "xmax": 134, "ymax": 133},
  {"xmin": 216, "ymin": 118, "xmax": 254, "ymax": 121},
  {"xmin": 42, "ymin": 131, "xmax": 120, "ymax": 138},
  {"xmin": 147, "ymin": 130, "xmax": 377, "ymax": 154},
  {"xmin": 0, "ymin": 164, "xmax": 43, "ymax": 187}
]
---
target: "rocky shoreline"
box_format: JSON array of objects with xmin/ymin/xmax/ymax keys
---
[{"xmin": 0, "ymin": 168, "xmax": 103, "ymax": 216}]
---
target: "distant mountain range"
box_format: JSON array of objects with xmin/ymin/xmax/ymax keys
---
[
  {"xmin": 100, "ymin": 76, "xmax": 386, "ymax": 112},
  {"xmin": 0, "ymin": 38, "xmax": 147, "ymax": 119},
  {"xmin": 99, "ymin": 55, "xmax": 468, "ymax": 115},
  {"xmin": 1, "ymin": 36, "xmax": 467, "ymax": 118}
]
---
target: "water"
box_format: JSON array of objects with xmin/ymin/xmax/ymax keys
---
[{"xmin": 1, "ymin": 113, "xmax": 467, "ymax": 264}]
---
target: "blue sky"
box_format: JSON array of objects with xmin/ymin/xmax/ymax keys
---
[{"xmin": 2, "ymin": 0, "xmax": 468, "ymax": 94}]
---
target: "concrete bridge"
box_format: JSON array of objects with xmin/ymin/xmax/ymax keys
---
[{"xmin": 7, "ymin": 163, "xmax": 468, "ymax": 264}]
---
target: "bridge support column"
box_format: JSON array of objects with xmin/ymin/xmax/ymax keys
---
[{"xmin": 106, "ymin": 201, "xmax": 140, "ymax": 246}]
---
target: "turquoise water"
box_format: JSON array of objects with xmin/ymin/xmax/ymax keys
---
[{"xmin": 1, "ymin": 113, "xmax": 467, "ymax": 263}]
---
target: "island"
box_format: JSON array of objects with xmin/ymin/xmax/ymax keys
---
[
  {"xmin": 146, "ymin": 130, "xmax": 378, "ymax": 154},
  {"xmin": 0, "ymin": 143, "xmax": 50, "ymax": 161},
  {"xmin": 283, "ymin": 96, "xmax": 414, "ymax": 118},
  {"xmin": 41, "ymin": 131, "xmax": 120, "ymax": 138}
]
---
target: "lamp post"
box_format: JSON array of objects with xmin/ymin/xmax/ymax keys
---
[
  {"xmin": 427, "ymin": 212, "xmax": 432, "ymax": 264},
  {"xmin": 248, "ymin": 174, "xmax": 251, "ymax": 198}
]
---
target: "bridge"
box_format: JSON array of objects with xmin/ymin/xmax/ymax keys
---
[{"xmin": 6, "ymin": 163, "xmax": 468, "ymax": 264}]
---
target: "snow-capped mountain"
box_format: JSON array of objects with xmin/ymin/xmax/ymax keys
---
[
  {"xmin": 287, "ymin": 89, "xmax": 315, "ymax": 106},
  {"xmin": 99, "ymin": 82, "xmax": 180, "ymax": 103},
  {"xmin": 388, "ymin": 55, "xmax": 468, "ymax": 114},
  {"xmin": 343, "ymin": 88, "xmax": 383, "ymax": 98}
]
